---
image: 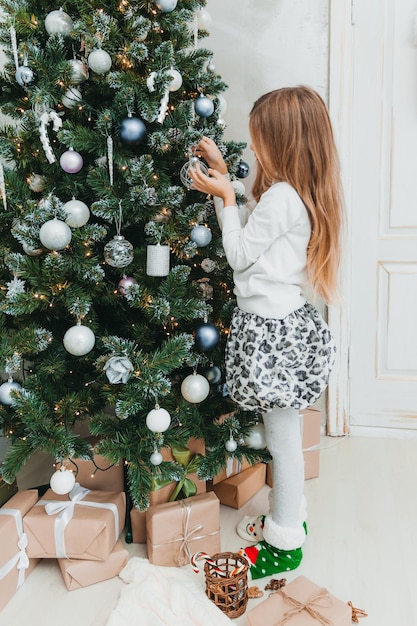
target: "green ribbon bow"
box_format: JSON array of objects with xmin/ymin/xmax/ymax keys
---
[{"xmin": 152, "ymin": 445, "xmax": 203, "ymax": 502}]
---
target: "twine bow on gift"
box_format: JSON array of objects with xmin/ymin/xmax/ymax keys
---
[
  {"xmin": 0, "ymin": 508, "xmax": 30, "ymax": 589},
  {"xmin": 37, "ymin": 482, "xmax": 119, "ymax": 559},
  {"xmin": 274, "ymin": 587, "xmax": 334, "ymax": 626}
]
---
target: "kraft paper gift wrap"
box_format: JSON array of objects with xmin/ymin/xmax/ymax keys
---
[
  {"xmin": 211, "ymin": 456, "xmax": 252, "ymax": 485},
  {"xmin": 146, "ymin": 491, "xmax": 220, "ymax": 567},
  {"xmin": 0, "ymin": 490, "xmax": 40, "ymax": 612},
  {"xmin": 58, "ymin": 538, "xmax": 129, "ymax": 590},
  {"xmin": 208, "ymin": 463, "xmax": 266, "ymax": 509},
  {"xmin": 71, "ymin": 438, "xmax": 124, "ymax": 492},
  {"xmin": 23, "ymin": 483, "xmax": 126, "ymax": 561},
  {"xmin": 247, "ymin": 575, "xmax": 352, "ymax": 626}
]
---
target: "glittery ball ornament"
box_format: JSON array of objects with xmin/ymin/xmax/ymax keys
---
[
  {"xmin": 190, "ymin": 224, "xmax": 212, "ymax": 247},
  {"xmin": 104, "ymin": 235, "xmax": 134, "ymax": 268},
  {"xmin": 45, "ymin": 9, "xmax": 73, "ymax": 36},
  {"xmin": 146, "ymin": 406, "xmax": 171, "ymax": 432},
  {"xmin": 194, "ymin": 95, "xmax": 214, "ymax": 118},
  {"xmin": 156, "ymin": 0, "xmax": 178, "ymax": 12},
  {"xmin": 69, "ymin": 59, "xmax": 89, "ymax": 84},
  {"xmin": 0, "ymin": 380, "xmax": 22, "ymax": 405},
  {"xmin": 63, "ymin": 324, "xmax": 95, "ymax": 356},
  {"xmin": 50, "ymin": 467, "xmax": 76, "ymax": 495},
  {"xmin": 180, "ymin": 156, "xmax": 209, "ymax": 189},
  {"xmin": 88, "ymin": 48, "xmax": 112, "ymax": 74},
  {"xmin": 63, "ymin": 199, "xmax": 90, "ymax": 227},
  {"xmin": 15, "ymin": 66, "xmax": 36, "ymax": 87},
  {"xmin": 104, "ymin": 356, "xmax": 134, "ymax": 384},
  {"xmin": 119, "ymin": 116, "xmax": 147, "ymax": 146},
  {"xmin": 195, "ymin": 322, "xmax": 220, "ymax": 351},
  {"xmin": 181, "ymin": 373, "xmax": 210, "ymax": 403},
  {"xmin": 60, "ymin": 149, "xmax": 83, "ymax": 174},
  {"xmin": 237, "ymin": 161, "xmax": 250, "ymax": 179},
  {"xmin": 39, "ymin": 218, "xmax": 72, "ymax": 250},
  {"xmin": 118, "ymin": 276, "xmax": 137, "ymax": 296},
  {"xmin": 61, "ymin": 87, "xmax": 82, "ymax": 108},
  {"xmin": 225, "ymin": 438, "xmax": 238, "ymax": 452}
]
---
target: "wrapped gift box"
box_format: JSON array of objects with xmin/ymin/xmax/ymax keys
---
[
  {"xmin": 211, "ymin": 456, "xmax": 252, "ymax": 485},
  {"xmin": 130, "ymin": 484, "xmax": 174, "ymax": 544},
  {"xmin": 0, "ymin": 478, "xmax": 18, "ymax": 507},
  {"xmin": 71, "ymin": 438, "xmax": 125, "ymax": 492},
  {"xmin": 0, "ymin": 490, "xmax": 40, "ymax": 612},
  {"xmin": 146, "ymin": 491, "xmax": 220, "ymax": 567},
  {"xmin": 267, "ymin": 408, "xmax": 321, "ymax": 486},
  {"xmin": 159, "ymin": 437, "xmax": 206, "ymax": 499},
  {"xmin": 23, "ymin": 484, "xmax": 125, "ymax": 561},
  {"xmin": 207, "ymin": 463, "xmax": 266, "ymax": 509},
  {"xmin": 57, "ymin": 538, "xmax": 129, "ymax": 590},
  {"xmin": 247, "ymin": 575, "xmax": 352, "ymax": 626}
]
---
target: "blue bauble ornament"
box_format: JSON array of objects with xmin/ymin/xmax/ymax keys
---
[
  {"xmin": 190, "ymin": 224, "xmax": 212, "ymax": 247},
  {"xmin": 194, "ymin": 95, "xmax": 214, "ymax": 118},
  {"xmin": 119, "ymin": 116, "xmax": 147, "ymax": 146},
  {"xmin": 204, "ymin": 365, "xmax": 222, "ymax": 384},
  {"xmin": 195, "ymin": 322, "xmax": 220, "ymax": 351},
  {"xmin": 237, "ymin": 161, "xmax": 250, "ymax": 179}
]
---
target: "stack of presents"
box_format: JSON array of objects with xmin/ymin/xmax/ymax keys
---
[{"xmin": 0, "ymin": 406, "xmax": 361, "ymax": 624}]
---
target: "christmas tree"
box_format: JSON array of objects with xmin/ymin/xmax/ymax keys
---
[{"xmin": 0, "ymin": 0, "xmax": 270, "ymax": 510}]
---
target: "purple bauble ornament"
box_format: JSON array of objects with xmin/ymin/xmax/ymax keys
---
[
  {"xmin": 60, "ymin": 149, "xmax": 83, "ymax": 174},
  {"xmin": 119, "ymin": 116, "xmax": 147, "ymax": 146},
  {"xmin": 118, "ymin": 276, "xmax": 138, "ymax": 296}
]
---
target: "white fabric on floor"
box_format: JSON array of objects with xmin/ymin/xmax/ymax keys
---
[{"xmin": 106, "ymin": 557, "xmax": 232, "ymax": 626}]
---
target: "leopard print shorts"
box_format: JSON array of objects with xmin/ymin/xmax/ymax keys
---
[{"xmin": 225, "ymin": 303, "xmax": 336, "ymax": 412}]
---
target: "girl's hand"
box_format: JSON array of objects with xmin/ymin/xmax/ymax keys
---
[
  {"xmin": 189, "ymin": 161, "xmax": 236, "ymax": 206},
  {"xmin": 194, "ymin": 137, "xmax": 228, "ymax": 174}
]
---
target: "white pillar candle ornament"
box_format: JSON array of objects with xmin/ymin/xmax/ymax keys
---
[
  {"xmin": 146, "ymin": 405, "xmax": 171, "ymax": 432},
  {"xmin": 61, "ymin": 87, "xmax": 82, "ymax": 108},
  {"xmin": 181, "ymin": 373, "xmax": 210, "ymax": 403},
  {"xmin": 63, "ymin": 198, "xmax": 90, "ymax": 227},
  {"xmin": 0, "ymin": 380, "xmax": 22, "ymax": 405},
  {"xmin": 244, "ymin": 423, "xmax": 266, "ymax": 450},
  {"xmin": 45, "ymin": 9, "xmax": 73, "ymax": 36},
  {"xmin": 146, "ymin": 244, "xmax": 170, "ymax": 276},
  {"xmin": 39, "ymin": 218, "xmax": 72, "ymax": 250},
  {"xmin": 50, "ymin": 467, "xmax": 76, "ymax": 495},
  {"xmin": 87, "ymin": 48, "xmax": 112, "ymax": 74},
  {"xmin": 63, "ymin": 323, "xmax": 95, "ymax": 356}
]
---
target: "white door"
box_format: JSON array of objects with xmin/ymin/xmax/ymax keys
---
[{"xmin": 329, "ymin": 0, "xmax": 417, "ymax": 437}]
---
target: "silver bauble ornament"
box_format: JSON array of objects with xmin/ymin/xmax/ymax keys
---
[
  {"xmin": 63, "ymin": 199, "xmax": 90, "ymax": 227},
  {"xmin": 146, "ymin": 406, "xmax": 171, "ymax": 433},
  {"xmin": 39, "ymin": 218, "xmax": 72, "ymax": 250},
  {"xmin": 69, "ymin": 59, "xmax": 89, "ymax": 85},
  {"xmin": 50, "ymin": 467, "xmax": 76, "ymax": 495},
  {"xmin": 15, "ymin": 66, "xmax": 36, "ymax": 87},
  {"xmin": 181, "ymin": 373, "xmax": 210, "ymax": 403},
  {"xmin": 119, "ymin": 116, "xmax": 147, "ymax": 146},
  {"xmin": 180, "ymin": 156, "xmax": 209, "ymax": 189},
  {"xmin": 204, "ymin": 365, "xmax": 222, "ymax": 385},
  {"xmin": 195, "ymin": 322, "xmax": 220, "ymax": 351},
  {"xmin": 194, "ymin": 95, "xmax": 215, "ymax": 118},
  {"xmin": 45, "ymin": 9, "xmax": 73, "ymax": 36},
  {"xmin": 0, "ymin": 380, "xmax": 22, "ymax": 405},
  {"xmin": 60, "ymin": 149, "xmax": 83, "ymax": 174},
  {"xmin": 156, "ymin": 0, "xmax": 178, "ymax": 12},
  {"xmin": 63, "ymin": 324, "xmax": 95, "ymax": 356},
  {"xmin": 61, "ymin": 87, "xmax": 82, "ymax": 108},
  {"xmin": 104, "ymin": 235, "xmax": 134, "ymax": 268},
  {"xmin": 190, "ymin": 224, "xmax": 212, "ymax": 247},
  {"xmin": 87, "ymin": 49, "xmax": 112, "ymax": 74},
  {"xmin": 244, "ymin": 423, "xmax": 267, "ymax": 450}
]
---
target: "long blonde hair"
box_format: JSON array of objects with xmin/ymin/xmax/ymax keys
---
[{"xmin": 249, "ymin": 86, "xmax": 344, "ymax": 304}]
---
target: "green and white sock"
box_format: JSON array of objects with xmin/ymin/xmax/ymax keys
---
[{"xmin": 239, "ymin": 540, "xmax": 303, "ymax": 580}]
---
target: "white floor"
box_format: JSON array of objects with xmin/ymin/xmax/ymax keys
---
[{"xmin": 1, "ymin": 434, "xmax": 417, "ymax": 626}]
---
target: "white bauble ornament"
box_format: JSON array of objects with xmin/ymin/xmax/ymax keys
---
[
  {"xmin": 0, "ymin": 380, "xmax": 22, "ymax": 405},
  {"xmin": 181, "ymin": 373, "xmax": 210, "ymax": 403},
  {"xmin": 63, "ymin": 199, "xmax": 90, "ymax": 227},
  {"xmin": 146, "ymin": 406, "xmax": 171, "ymax": 432},
  {"xmin": 196, "ymin": 8, "xmax": 212, "ymax": 30},
  {"xmin": 39, "ymin": 218, "xmax": 72, "ymax": 250},
  {"xmin": 15, "ymin": 65, "xmax": 36, "ymax": 87},
  {"xmin": 156, "ymin": 0, "xmax": 177, "ymax": 12},
  {"xmin": 225, "ymin": 438, "xmax": 238, "ymax": 452},
  {"xmin": 244, "ymin": 423, "xmax": 266, "ymax": 450},
  {"xmin": 62, "ymin": 87, "xmax": 82, "ymax": 108},
  {"xmin": 217, "ymin": 95, "xmax": 227, "ymax": 115},
  {"xmin": 190, "ymin": 224, "xmax": 212, "ymax": 247},
  {"xmin": 60, "ymin": 149, "xmax": 83, "ymax": 174},
  {"xmin": 50, "ymin": 467, "xmax": 76, "ymax": 495},
  {"xmin": 69, "ymin": 59, "xmax": 89, "ymax": 85},
  {"xmin": 150, "ymin": 451, "xmax": 163, "ymax": 466},
  {"xmin": 88, "ymin": 49, "xmax": 112, "ymax": 74},
  {"xmin": 167, "ymin": 69, "xmax": 182, "ymax": 92},
  {"xmin": 231, "ymin": 180, "xmax": 246, "ymax": 196},
  {"xmin": 63, "ymin": 324, "xmax": 95, "ymax": 356},
  {"xmin": 45, "ymin": 9, "xmax": 73, "ymax": 36}
]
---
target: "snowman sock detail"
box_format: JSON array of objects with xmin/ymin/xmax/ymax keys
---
[{"xmin": 236, "ymin": 495, "xmax": 308, "ymax": 543}]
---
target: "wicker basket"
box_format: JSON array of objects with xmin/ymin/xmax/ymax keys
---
[{"xmin": 204, "ymin": 552, "xmax": 249, "ymax": 619}]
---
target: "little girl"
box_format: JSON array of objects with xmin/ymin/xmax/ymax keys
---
[{"xmin": 190, "ymin": 86, "xmax": 344, "ymax": 580}]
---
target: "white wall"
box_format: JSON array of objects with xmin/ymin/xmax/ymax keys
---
[{"xmin": 205, "ymin": 0, "xmax": 329, "ymax": 164}]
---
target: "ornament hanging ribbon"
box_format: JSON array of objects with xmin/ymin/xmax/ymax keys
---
[
  {"xmin": 37, "ymin": 482, "xmax": 119, "ymax": 558},
  {"xmin": 39, "ymin": 110, "xmax": 63, "ymax": 164},
  {"xmin": 0, "ymin": 508, "xmax": 30, "ymax": 589},
  {"xmin": 150, "ymin": 499, "xmax": 219, "ymax": 566},
  {"xmin": 273, "ymin": 587, "xmax": 334, "ymax": 626}
]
